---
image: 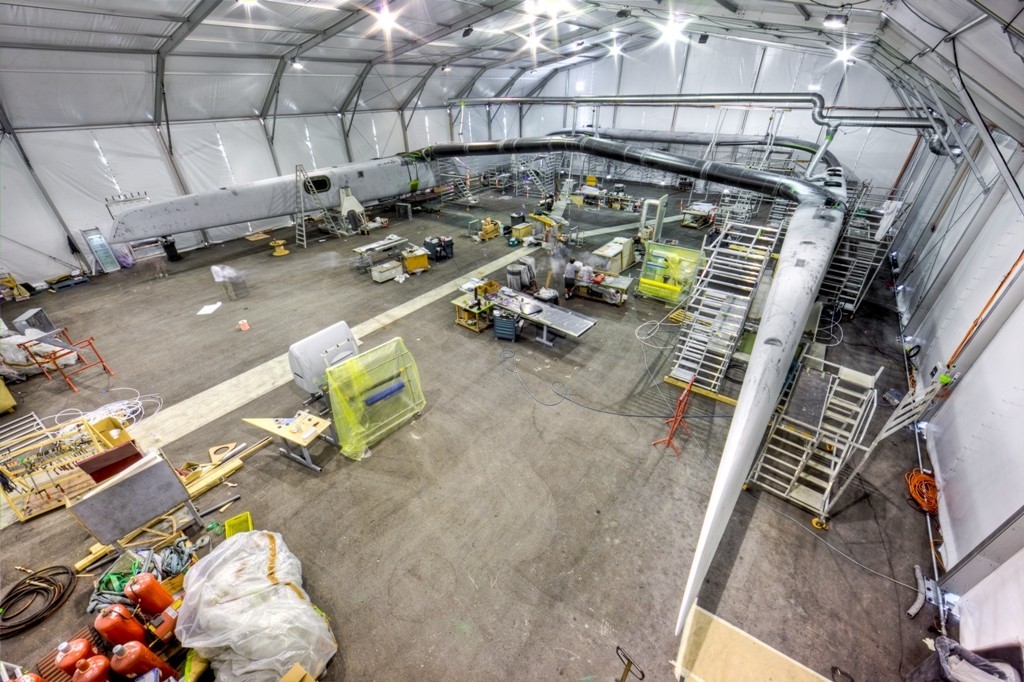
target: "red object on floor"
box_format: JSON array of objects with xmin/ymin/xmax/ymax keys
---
[
  {"xmin": 124, "ymin": 573, "xmax": 174, "ymax": 615},
  {"xmin": 652, "ymin": 376, "xmax": 695, "ymax": 457},
  {"xmin": 111, "ymin": 642, "xmax": 177, "ymax": 680},
  {"xmin": 75, "ymin": 442, "xmax": 142, "ymax": 483},
  {"xmin": 16, "ymin": 327, "xmax": 114, "ymax": 392},
  {"xmin": 55, "ymin": 639, "xmax": 98, "ymax": 676},
  {"xmin": 71, "ymin": 656, "xmax": 110, "ymax": 682},
  {"xmin": 93, "ymin": 604, "xmax": 145, "ymax": 645}
]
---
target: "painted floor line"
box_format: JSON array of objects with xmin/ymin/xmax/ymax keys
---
[
  {"xmin": 134, "ymin": 214, "xmax": 684, "ymax": 449},
  {"xmin": 134, "ymin": 246, "xmax": 540, "ymax": 449}
]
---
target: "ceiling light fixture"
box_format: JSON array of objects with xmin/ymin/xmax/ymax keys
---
[
  {"xmin": 822, "ymin": 13, "xmax": 848, "ymax": 29},
  {"xmin": 609, "ymin": 42, "xmax": 621, "ymax": 56},
  {"xmin": 442, "ymin": 64, "xmax": 452, "ymax": 72},
  {"xmin": 697, "ymin": 33, "xmax": 709, "ymax": 44},
  {"xmin": 616, "ymin": 7, "xmax": 631, "ymax": 18},
  {"xmin": 462, "ymin": 25, "xmax": 473, "ymax": 38},
  {"xmin": 376, "ymin": 3, "xmax": 396, "ymax": 32},
  {"xmin": 290, "ymin": 58, "xmax": 304, "ymax": 69},
  {"xmin": 835, "ymin": 44, "xmax": 856, "ymax": 63},
  {"xmin": 238, "ymin": 0, "xmax": 257, "ymax": 5},
  {"xmin": 807, "ymin": 83, "xmax": 821, "ymax": 91},
  {"xmin": 660, "ymin": 18, "xmax": 687, "ymax": 43},
  {"xmin": 525, "ymin": 32, "xmax": 541, "ymax": 49}
]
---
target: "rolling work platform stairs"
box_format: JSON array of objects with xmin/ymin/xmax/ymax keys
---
[
  {"xmin": 748, "ymin": 352, "xmax": 940, "ymax": 526},
  {"xmin": 668, "ymin": 221, "xmax": 781, "ymax": 395}
]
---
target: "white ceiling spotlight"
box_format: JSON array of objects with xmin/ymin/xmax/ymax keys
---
[
  {"xmin": 835, "ymin": 44, "xmax": 857, "ymax": 65},
  {"xmin": 609, "ymin": 42, "xmax": 621, "ymax": 56},
  {"xmin": 822, "ymin": 12, "xmax": 848, "ymax": 29},
  {"xmin": 660, "ymin": 16, "xmax": 689, "ymax": 44},
  {"xmin": 290, "ymin": 58, "xmax": 304, "ymax": 69},
  {"xmin": 375, "ymin": 2, "xmax": 397, "ymax": 32},
  {"xmin": 441, "ymin": 64, "xmax": 452, "ymax": 72},
  {"xmin": 525, "ymin": 31, "xmax": 542, "ymax": 50},
  {"xmin": 237, "ymin": 0, "xmax": 257, "ymax": 5}
]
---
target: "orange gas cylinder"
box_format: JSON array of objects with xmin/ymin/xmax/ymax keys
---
[
  {"xmin": 15, "ymin": 674, "xmax": 47, "ymax": 682},
  {"xmin": 110, "ymin": 642, "xmax": 177, "ymax": 680},
  {"xmin": 124, "ymin": 573, "xmax": 173, "ymax": 615},
  {"xmin": 71, "ymin": 656, "xmax": 110, "ymax": 682},
  {"xmin": 55, "ymin": 639, "xmax": 98, "ymax": 676},
  {"xmin": 93, "ymin": 604, "xmax": 146, "ymax": 645}
]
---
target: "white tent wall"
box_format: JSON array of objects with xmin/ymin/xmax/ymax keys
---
[
  {"xmin": 490, "ymin": 104, "xmax": 520, "ymax": 140},
  {"xmin": 164, "ymin": 56, "xmax": 277, "ymax": 121},
  {"xmin": 0, "ymin": 49, "xmax": 154, "ymax": 128},
  {"xmin": 959, "ymin": 545, "xmax": 1024, "ymax": 650},
  {"xmin": 925, "ymin": 292, "xmax": 1024, "ymax": 567},
  {"xmin": 18, "ymin": 126, "xmax": 187, "ymax": 251},
  {"xmin": 521, "ymin": 104, "xmax": 566, "ymax": 138},
  {"xmin": 0, "ymin": 138, "xmax": 79, "ymax": 282},
  {"xmin": 358, "ymin": 64, "xmax": 429, "ymax": 111},
  {"xmin": 418, "ymin": 66, "xmax": 476, "ymax": 107},
  {"xmin": 275, "ymin": 61, "xmax": 366, "ymax": 117},
  {"xmin": 897, "ymin": 137, "xmax": 1017, "ymax": 327},
  {"xmin": 470, "ymin": 68, "xmax": 522, "ymax": 98},
  {"xmin": 347, "ymin": 111, "xmax": 405, "ymax": 160},
  {"xmin": 405, "ymin": 109, "xmax": 451, "ymax": 149},
  {"xmin": 903, "ymin": 157, "xmax": 1024, "ymax": 389},
  {"xmin": 169, "ymin": 119, "xmax": 284, "ymax": 241},
  {"xmin": 271, "ymin": 115, "xmax": 349, "ymax": 174}
]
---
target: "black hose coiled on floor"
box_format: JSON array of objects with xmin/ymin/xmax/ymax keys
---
[{"xmin": 0, "ymin": 566, "xmax": 77, "ymax": 639}]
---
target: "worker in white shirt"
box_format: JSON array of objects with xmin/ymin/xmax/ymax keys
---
[
  {"xmin": 579, "ymin": 263, "xmax": 594, "ymax": 285},
  {"xmin": 564, "ymin": 258, "xmax": 579, "ymax": 299}
]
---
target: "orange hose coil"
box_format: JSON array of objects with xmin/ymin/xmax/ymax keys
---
[{"xmin": 906, "ymin": 468, "xmax": 939, "ymax": 516}]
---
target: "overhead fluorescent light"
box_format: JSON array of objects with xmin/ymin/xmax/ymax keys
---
[
  {"xmin": 822, "ymin": 13, "xmax": 847, "ymax": 29},
  {"xmin": 462, "ymin": 26, "xmax": 473, "ymax": 38}
]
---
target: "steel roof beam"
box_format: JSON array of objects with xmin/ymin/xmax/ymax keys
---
[{"xmin": 154, "ymin": 0, "xmax": 220, "ymax": 127}]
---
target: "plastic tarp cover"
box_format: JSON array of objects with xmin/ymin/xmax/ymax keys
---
[
  {"xmin": 18, "ymin": 126, "xmax": 192, "ymax": 252},
  {"xmin": 170, "ymin": 119, "xmax": 286, "ymax": 241},
  {"xmin": 0, "ymin": 49, "xmax": 154, "ymax": 128},
  {"xmin": 406, "ymin": 109, "xmax": 451, "ymax": 149},
  {"xmin": 164, "ymin": 56, "xmax": 276, "ymax": 121},
  {"xmin": 175, "ymin": 530, "xmax": 337, "ymax": 681},
  {"xmin": 277, "ymin": 61, "xmax": 365, "ymax": 116},
  {"xmin": 272, "ymin": 115, "xmax": 349, "ymax": 174},
  {"xmin": 418, "ymin": 66, "xmax": 476, "ymax": 107},
  {"xmin": 470, "ymin": 68, "xmax": 521, "ymax": 98},
  {"xmin": 0, "ymin": 138, "xmax": 79, "ymax": 282},
  {"xmin": 326, "ymin": 337, "xmax": 426, "ymax": 460},
  {"xmin": 359, "ymin": 64, "xmax": 428, "ymax": 110},
  {"xmin": 348, "ymin": 111, "xmax": 405, "ymax": 161}
]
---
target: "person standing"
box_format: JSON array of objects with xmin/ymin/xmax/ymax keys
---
[{"xmin": 564, "ymin": 257, "xmax": 579, "ymax": 299}]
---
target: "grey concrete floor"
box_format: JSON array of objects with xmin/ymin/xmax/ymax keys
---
[{"xmin": 1, "ymin": 190, "xmax": 938, "ymax": 680}]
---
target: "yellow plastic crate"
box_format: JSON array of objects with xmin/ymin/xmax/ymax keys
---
[{"xmin": 224, "ymin": 511, "xmax": 253, "ymax": 538}]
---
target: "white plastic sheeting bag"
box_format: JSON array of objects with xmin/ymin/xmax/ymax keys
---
[{"xmin": 175, "ymin": 531, "xmax": 337, "ymax": 681}]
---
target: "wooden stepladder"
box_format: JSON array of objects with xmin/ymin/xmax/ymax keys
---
[{"xmin": 652, "ymin": 375, "xmax": 695, "ymax": 457}]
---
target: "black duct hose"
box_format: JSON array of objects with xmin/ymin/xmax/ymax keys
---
[
  {"xmin": 413, "ymin": 135, "xmax": 841, "ymax": 207},
  {"xmin": 0, "ymin": 566, "xmax": 77, "ymax": 639}
]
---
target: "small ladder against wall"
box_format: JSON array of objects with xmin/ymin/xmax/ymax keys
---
[
  {"xmin": 668, "ymin": 222, "xmax": 781, "ymax": 394},
  {"xmin": 295, "ymin": 164, "xmax": 346, "ymax": 248}
]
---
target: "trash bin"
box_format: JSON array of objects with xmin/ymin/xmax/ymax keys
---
[{"xmin": 159, "ymin": 236, "xmax": 183, "ymax": 262}]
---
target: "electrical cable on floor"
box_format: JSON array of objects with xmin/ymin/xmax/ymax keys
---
[
  {"xmin": 498, "ymin": 349, "xmax": 732, "ymax": 421},
  {"xmin": 905, "ymin": 468, "xmax": 939, "ymax": 516},
  {"xmin": 47, "ymin": 388, "xmax": 163, "ymax": 442},
  {"xmin": 815, "ymin": 303, "xmax": 845, "ymax": 347},
  {"xmin": 0, "ymin": 566, "xmax": 77, "ymax": 639}
]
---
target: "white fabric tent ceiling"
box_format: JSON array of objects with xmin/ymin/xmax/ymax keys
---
[{"xmin": 0, "ymin": 0, "xmax": 1021, "ymax": 139}]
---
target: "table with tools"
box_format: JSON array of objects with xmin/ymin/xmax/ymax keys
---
[
  {"xmin": 243, "ymin": 411, "xmax": 333, "ymax": 472},
  {"xmin": 486, "ymin": 286, "xmax": 597, "ymax": 346}
]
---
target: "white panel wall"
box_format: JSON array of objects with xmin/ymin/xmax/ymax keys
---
[
  {"xmin": 927, "ymin": 294, "xmax": 1024, "ymax": 564},
  {"xmin": 490, "ymin": 105, "xmax": 520, "ymax": 140},
  {"xmin": 620, "ymin": 42, "xmax": 685, "ymax": 95},
  {"xmin": 900, "ymin": 147, "xmax": 1002, "ymax": 324},
  {"xmin": 471, "ymin": 68, "xmax": 520, "ymax": 98},
  {"xmin": 521, "ymin": 105, "xmax": 565, "ymax": 137},
  {"xmin": 169, "ymin": 120, "xmax": 283, "ymax": 241},
  {"xmin": 348, "ymin": 111, "xmax": 404, "ymax": 160},
  {"xmin": 406, "ymin": 109, "xmax": 451, "ymax": 149},
  {"xmin": 682, "ymin": 38, "xmax": 761, "ymax": 92},
  {"xmin": 959, "ymin": 546, "xmax": 1024, "ymax": 649},
  {"xmin": 272, "ymin": 115, "xmax": 349, "ymax": 173},
  {"xmin": 907, "ymin": 166, "xmax": 1024, "ymax": 385},
  {"xmin": 0, "ymin": 139, "xmax": 79, "ymax": 282},
  {"xmin": 164, "ymin": 56, "xmax": 276, "ymax": 121},
  {"xmin": 276, "ymin": 62, "xmax": 364, "ymax": 115},
  {"xmin": 19, "ymin": 126, "xmax": 183, "ymax": 247},
  {"xmin": 0, "ymin": 49, "xmax": 154, "ymax": 127},
  {"xmin": 359, "ymin": 64, "xmax": 427, "ymax": 110}
]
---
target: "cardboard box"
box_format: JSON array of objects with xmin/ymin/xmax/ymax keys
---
[{"xmin": 280, "ymin": 663, "xmax": 316, "ymax": 682}]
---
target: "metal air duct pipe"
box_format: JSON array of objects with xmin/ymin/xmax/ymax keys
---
[{"xmin": 454, "ymin": 93, "xmax": 947, "ymax": 135}]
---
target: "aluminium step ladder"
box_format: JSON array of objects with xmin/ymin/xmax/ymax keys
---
[
  {"xmin": 668, "ymin": 221, "xmax": 781, "ymax": 394},
  {"xmin": 295, "ymin": 164, "xmax": 348, "ymax": 248}
]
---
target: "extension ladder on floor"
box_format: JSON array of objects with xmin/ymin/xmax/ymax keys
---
[{"xmin": 668, "ymin": 221, "xmax": 781, "ymax": 394}]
